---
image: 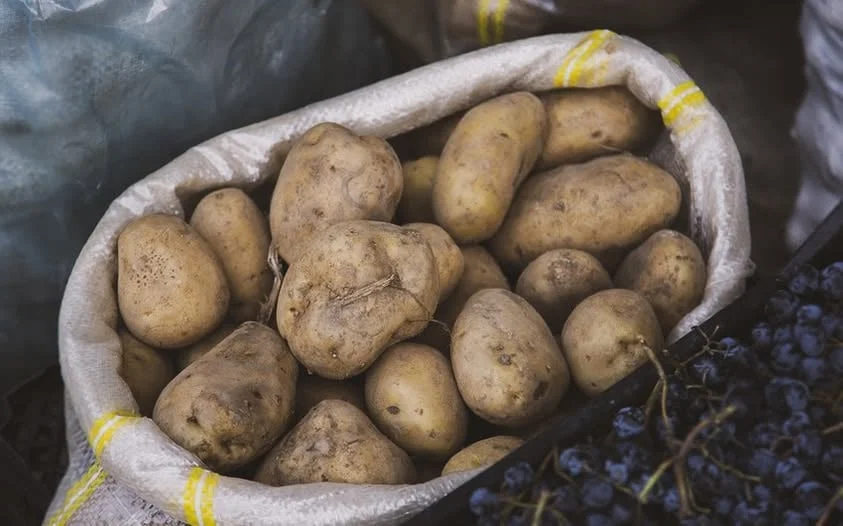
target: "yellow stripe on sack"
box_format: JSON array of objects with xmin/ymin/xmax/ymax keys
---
[
  {"xmin": 476, "ymin": 0, "xmax": 492, "ymax": 46},
  {"xmin": 553, "ymin": 30, "xmax": 616, "ymax": 88},
  {"xmin": 88, "ymin": 410, "xmax": 139, "ymax": 459},
  {"xmin": 183, "ymin": 467, "xmax": 220, "ymax": 526},
  {"xmin": 47, "ymin": 463, "xmax": 107, "ymax": 526},
  {"xmin": 492, "ymin": 0, "xmax": 509, "ymax": 44},
  {"xmin": 657, "ymin": 81, "xmax": 707, "ymax": 127}
]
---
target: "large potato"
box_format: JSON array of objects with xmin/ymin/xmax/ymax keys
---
[
  {"xmin": 175, "ymin": 324, "xmax": 236, "ymax": 371},
  {"xmin": 561, "ymin": 289, "xmax": 663, "ymax": 396},
  {"xmin": 614, "ymin": 229, "xmax": 706, "ymax": 333},
  {"xmin": 269, "ymin": 123, "xmax": 403, "ymax": 263},
  {"xmin": 365, "ymin": 343, "xmax": 468, "ymax": 459},
  {"xmin": 276, "ymin": 220, "xmax": 439, "ymax": 379},
  {"xmin": 118, "ymin": 330, "xmax": 174, "ymax": 416},
  {"xmin": 190, "ymin": 188, "xmax": 272, "ymax": 322},
  {"xmin": 153, "ymin": 322, "xmax": 298, "ymax": 473},
  {"xmin": 254, "ymin": 400, "xmax": 416, "ymax": 486},
  {"xmin": 539, "ymin": 87, "xmax": 660, "ymax": 169},
  {"xmin": 404, "ymin": 223, "xmax": 464, "ymax": 300},
  {"xmin": 396, "ymin": 157, "xmax": 438, "ymax": 224},
  {"xmin": 451, "ymin": 289, "xmax": 570, "ymax": 427},
  {"xmin": 433, "ymin": 92, "xmax": 548, "ymax": 243},
  {"xmin": 515, "ymin": 249, "xmax": 613, "ymax": 334},
  {"xmin": 294, "ymin": 374, "xmax": 366, "ymax": 422},
  {"xmin": 117, "ymin": 214, "xmax": 229, "ymax": 349},
  {"xmin": 489, "ymin": 154, "xmax": 682, "ymax": 272},
  {"xmin": 441, "ymin": 436, "xmax": 524, "ymax": 476}
]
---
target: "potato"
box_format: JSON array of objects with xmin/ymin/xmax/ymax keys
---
[
  {"xmin": 175, "ymin": 324, "xmax": 237, "ymax": 371},
  {"xmin": 118, "ymin": 330, "xmax": 174, "ymax": 416},
  {"xmin": 489, "ymin": 154, "xmax": 682, "ymax": 272},
  {"xmin": 400, "ymin": 112, "xmax": 463, "ymax": 158},
  {"xmin": 117, "ymin": 214, "xmax": 229, "ymax": 349},
  {"xmin": 365, "ymin": 343, "xmax": 468, "ymax": 459},
  {"xmin": 190, "ymin": 188, "xmax": 272, "ymax": 323},
  {"xmin": 268, "ymin": 123, "xmax": 403, "ymax": 263},
  {"xmin": 539, "ymin": 87, "xmax": 659, "ymax": 169},
  {"xmin": 404, "ymin": 222, "xmax": 464, "ymax": 300},
  {"xmin": 254, "ymin": 400, "xmax": 416, "ymax": 486},
  {"xmin": 294, "ymin": 374, "xmax": 366, "ymax": 422},
  {"xmin": 433, "ymin": 92, "xmax": 548, "ymax": 243},
  {"xmin": 441, "ymin": 436, "xmax": 524, "ymax": 476},
  {"xmin": 153, "ymin": 322, "xmax": 298, "ymax": 473},
  {"xmin": 561, "ymin": 289, "xmax": 663, "ymax": 396},
  {"xmin": 451, "ymin": 289, "xmax": 570, "ymax": 427},
  {"xmin": 396, "ymin": 157, "xmax": 438, "ymax": 224},
  {"xmin": 614, "ymin": 229, "xmax": 706, "ymax": 333},
  {"xmin": 276, "ymin": 220, "xmax": 439, "ymax": 379},
  {"xmin": 515, "ymin": 249, "xmax": 613, "ymax": 334}
]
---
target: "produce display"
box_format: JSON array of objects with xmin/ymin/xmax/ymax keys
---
[{"xmin": 112, "ymin": 87, "xmax": 720, "ymax": 490}]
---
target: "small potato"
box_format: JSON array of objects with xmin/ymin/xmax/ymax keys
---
[
  {"xmin": 614, "ymin": 230, "xmax": 707, "ymax": 333},
  {"xmin": 433, "ymin": 92, "xmax": 548, "ymax": 243},
  {"xmin": 441, "ymin": 436, "xmax": 524, "ymax": 476},
  {"xmin": 118, "ymin": 330, "xmax": 174, "ymax": 416},
  {"xmin": 404, "ymin": 223, "xmax": 464, "ymax": 300},
  {"xmin": 515, "ymin": 249, "xmax": 613, "ymax": 334},
  {"xmin": 254, "ymin": 400, "xmax": 416, "ymax": 486},
  {"xmin": 451, "ymin": 289, "xmax": 570, "ymax": 427},
  {"xmin": 190, "ymin": 188, "xmax": 272, "ymax": 323},
  {"xmin": 276, "ymin": 220, "xmax": 439, "ymax": 379},
  {"xmin": 294, "ymin": 374, "xmax": 366, "ymax": 422},
  {"xmin": 175, "ymin": 324, "xmax": 237, "ymax": 371},
  {"xmin": 561, "ymin": 289, "xmax": 663, "ymax": 396},
  {"xmin": 396, "ymin": 157, "xmax": 438, "ymax": 224},
  {"xmin": 489, "ymin": 154, "xmax": 682, "ymax": 272},
  {"xmin": 365, "ymin": 343, "xmax": 468, "ymax": 459},
  {"xmin": 269, "ymin": 123, "xmax": 403, "ymax": 263},
  {"xmin": 539, "ymin": 87, "xmax": 660, "ymax": 169},
  {"xmin": 117, "ymin": 214, "xmax": 229, "ymax": 349},
  {"xmin": 153, "ymin": 322, "xmax": 298, "ymax": 473}
]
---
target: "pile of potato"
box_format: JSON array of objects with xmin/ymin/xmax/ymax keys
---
[{"xmin": 114, "ymin": 86, "xmax": 706, "ymax": 486}]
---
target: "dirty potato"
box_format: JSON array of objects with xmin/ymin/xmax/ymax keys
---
[
  {"xmin": 404, "ymin": 222, "xmax": 464, "ymax": 300},
  {"xmin": 294, "ymin": 374, "xmax": 366, "ymax": 422},
  {"xmin": 441, "ymin": 436, "xmax": 525, "ymax": 476},
  {"xmin": 118, "ymin": 330, "xmax": 174, "ymax": 416},
  {"xmin": 396, "ymin": 157, "xmax": 438, "ymax": 224},
  {"xmin": 175, "ymin": 324, "xmax": 237, "ymax": 371}
]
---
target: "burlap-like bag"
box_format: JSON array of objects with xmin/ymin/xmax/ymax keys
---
[{"xmin": 46, "ymin": 32, "xmax": 752, "ymax": 526}]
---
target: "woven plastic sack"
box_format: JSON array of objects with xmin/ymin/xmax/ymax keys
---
[
  {"xmin": 786, "ymin": 0, "xmax": 843, "ymax": 250},
  {"xmin": 48, "ymin": 31, "xmax": 752, "ymax": 526}
]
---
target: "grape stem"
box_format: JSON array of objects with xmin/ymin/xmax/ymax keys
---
[
  {"xmin": 531, "ymin": 490, "xmax": 549, "ymax": 526},
  {"xmin": 822, "ymin": 421, "xmax": 843, "ymax": 436},
  {"xmin": 641, "ymin": 340, "xmax": 675, "ymax": 444},
  {"xmin": 817, "ymin": 485, "xmax": 843, "ymax": 526}
]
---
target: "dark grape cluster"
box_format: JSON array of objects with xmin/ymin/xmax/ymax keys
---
[{"xmin": 467, "ymin": 262, "xmax": 843, "ymax": 525}]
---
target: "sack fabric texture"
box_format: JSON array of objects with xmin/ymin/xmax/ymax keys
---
[{"xmin": 48, "ymin": 32, "xmax": 753, "ymax": 526}]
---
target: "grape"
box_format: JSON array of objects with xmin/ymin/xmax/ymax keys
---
[
  {"xmin": 752, "ymin": 483, "xmax": 772, "ymax": 501},
  {"xmin": 821, "ymin": 444, "xmax": 843, "ymax": 483},
  {"xmin": 549, "ymin": 485, "xmax": 577, "ymax": 513},
  {"xmin": 830, "ymin": 346, "xmax": 843, "ymax": 374},
  {"xmin": 724, "ymin": 342, "xmax": 756, "ymax": 369},
  {"xmin": 505, "ymin": 509, "xmax": 530, "ymax": 526},
  {"xmin": 469, "ymin": 488, "xmax": 498, "ymax": 516},
  {"xmin": 820, "ymin": 312, "xmax": 842, "ymax": 337},
  {"xmin": 794, "ymin": 480, "xmax": 832, "ymax": 520},
  {"xmin": 782, "ymin": 510, "xmax": 811, "ymax": 526},
  {"xmin": 773, "ymin": 325, "xmax": 794, "ymax": 344},
  {"xmin": 662, "ymin": 486, "xmax": 680, "ymax": 514},
  {"xmin": 718, "ymin": 336, "xmax": 740, "ymax": 350},
  {"xmin": 557, "ymin": 447, "xmax": 595, "ymax": 477},
  {"xmin": 749, "ymin": 421, "xmax": 781, "ymax": 448},
  {"xmin": 765, "ymin": 377, "xmax": 810, "ymax": 414},
  {"xmin": 799, "ymin": 357, "xmax": 827, "ymax": 385},
  {"xmin": 770, "ymin": 342, "xmax": 801, "ymax": 373},
  {"xmin": 820, "ymin": 262, "xmax": 843, "ymax": 300},
  {"xmin": 612, "ymin": 441, "xmax": 654, "ymax": 476},
  {"xmin": 775, "ymin": 457, "xmax": 807, "ymax": 489},
  {"xmin": 612, "ymin": 407, "xmax": 646, "ymax": 439},
  {"xmin": 680, "ymin": 516, "xmax": 724, "ymax": 526},
  {"xmin": 788, "ymin": 265, "xmax": 819, "ymax": 296},
  {"xmin": 686, "ymin": 451, "xmax": 706, "ymax": 477},
  {"xmin": 751, "ymin": 323, "xmax": 773, "ymax": 348},
  {"xmin": 782, "ymin": 411, "xmax": 813, "ymax": 436},
  {"xmin": 603, "ymin": 457, "xmax": 629, "ymax": 484},
  {"xmin": 610, "ymin": 499, "xmax": 635, "ymax": 524},
  {"xmin": 583, "ymin": 513, "xmax": 612, "ymax": 526},
  {"xmin": 712, "ymin": 496, "xmax": 735, "ymax": 517},
  {"xmin": 580, "ymin": 476, "xmax": 614, "ymax": 509},
  {"xmin": 689, "ymin": 356, "xmax": 724, "ymax": 387},
  {"xmin": 746, "ymin": 449, "xmax": 778, "ymax": 479},
  {"xmin": 796, "ymin": 304, "xmax": 823, "ymax": 324},
  {"xmin": 793, "ymin": 324, "xmax": 825, "ymax": 356},
  {"xmin": 794, "ymin": 431, "xmax": 824, "ymax": 467},
  {"xmin": 733, "ymin": 499, "xmax": 771, "ymax": 525},
  {"xmin": 503, "ymin": 462, "xmax": 534, "ymax": 494},
  {"xmin": 766, "ymin": 290, "xmax": 801, "ymax": 323}
]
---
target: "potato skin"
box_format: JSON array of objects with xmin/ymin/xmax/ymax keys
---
[
  {"xmin": 515, "ymin": 249, "xmax": 613, "ymax": 334},
  {"xmin": 118, "ymin": 330, "xmax": 174, "ymax": 416},
  {"xmin": 561, "ymin": 289, "xmax": 663, "ymax": 397},
  {"xmin": 433, "ymin": 92, "xmax": 548, "ymax": 243},
  {"xmin": 294, "ymin": 374, "xmax": 366, "ymax": 422},
  {"xmin": 539, "ymin": 87, "xmax": 659, "ymax": 169},
  {"xmin": 190, "ymin": 188, "xmax": 272, "ymax": 323},
  {"xmin": 268, "ymin": 123, "xmax": 403, "ymax": 263},
  {"xmin": 175, "ymin": 324, "xmax": 237, "ymax": 371},
  {"xmin": 153, "ymin": 322, "xmax": 298, "ymax": 473},
  {"xmin": 117, "ymin": 214, "xmax": 229, "ymax": 349},
  {"xmin": 441, "ymin": 436, "xmax": 524, "ymax": 475},
  {"xmin": 276, "ymin": 220, "xmax": 439, "ymax": 379},
  {"xmin": 396, "ymin": 157, "xmax": 438, "ymax": 224},
  {"xmin": 614, "ymin": 230, "xmax": 706, "ymax": 333},
  {"xmin": 254, "ymin": 400, "xmax": 416, "ymax": 486},
  {"xmin": 489, "ymin": 154, "xmax": 682, "ymax": 272},
  {"xmin": 404, "ymin": 222, "xmax": 464, "ymax": 301},
  {"xmin": 365, "ymin": 343, "xmax": 468, "ymax": 459},
  {"xmin": 451, "ymin": 289, "xmax": 570, "ymax": 427}
]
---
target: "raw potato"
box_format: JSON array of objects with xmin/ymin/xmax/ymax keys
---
[
  {"xmin": 175, "ymin": 324, "xmax": 237, "ymax": 371},
  {"xmin": 118, "ymin": 330, "xmax": 174, "ymax": 416},
  {"xmin": 276, "ymin": 220, "xmax": 439, "ymax": 379},
  {"xmin": 190, "ymin": 188, "xmax": 272, "ymax": 323},
  {"xmin": 294, "ymin": 374, "xmax": 366, "ymax": 422},
  {"xmin": 254, "ymin": 400, "xmax": 416, "ymax": 486},
  {"xmin": 515, "ymin": 249, "xmax": 613, "ymax": 334},
  {"xmin": 396, "ymin": 157, "xmax": 438, "ymax": 224},
  {"xmin": 365, "ymin": 343, "xmax": 468, "ymax": 459},
  {"xmin": 401, "ymin": 112, "xmax": 463, "ymax": 157},
  {"xmin": 433, "ymin": 92, "xmax": 548, "ymax": 243},
  {"xmin": 614, "ymin": 229, "xmax": 707, "ymax": 333},
  {"xmin": 117, "ymin": 214, "xmax": 229, "ymax": 349},
  {"xmin": 268, "ymin": 123, "xmax": 403, "ymax": 263},
  {"xmin": 539, "ymin": 87, "xmax": 659, "ymax": 169},
  {"xmin": 561, "ymin": 289, "xmax": 664, "ymax": 396},
  {"xmin": 153, "ymin": 322, "xmax": 298, "ymax": 473},
  {"xmin": 441, "ymin": 436, "xmax": 524, "ymax": 475},
  {"xmin": 489, "ymin": 154, "xmax": 682, "ymax": 272},
  {"xmin": 451, "ymin": 289, "xmax": 570, "ymax": 427},
  {"xmin": 404, "ymin": 222, "xmax": 464, "ymax": 300}
]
